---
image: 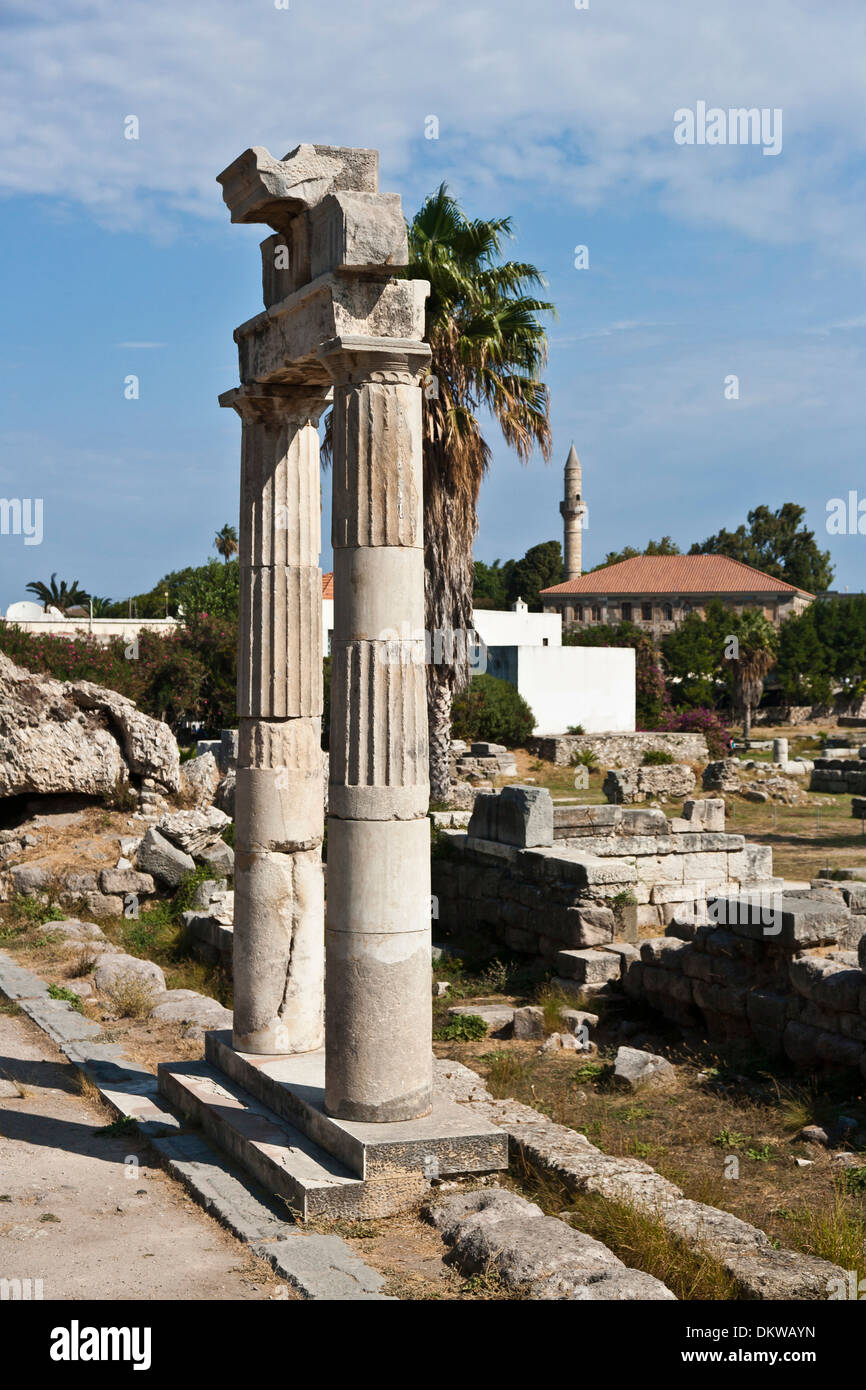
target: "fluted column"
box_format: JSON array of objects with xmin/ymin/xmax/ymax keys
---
[
  {"xmin": 223, "ymin": 383, "xmax": 330, "ymax": 1054},
  {"xmin": 322, "ymin": 336, "xmax": 433, "ymax": 1122}
]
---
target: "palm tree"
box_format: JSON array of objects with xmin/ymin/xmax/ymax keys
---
[
  {"xmin": 404, "ymin": 185, "xmax": 554, "ymax": 801},
  {"xmin": 25, "ymin": 573, "xmax": 89, "ymax": 614},
  {"xmin": 728, "ymin": 610, "xmax": 779, "ymax": 740},
  {"xmin": 89, "ymin": 596, "xmax": 114, "ymax": 617},
  {"xmin": 214, "ymin": 524, "xmax": 238, "ymax": 563}
]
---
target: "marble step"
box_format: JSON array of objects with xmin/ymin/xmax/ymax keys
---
[
  {"xmin": 205, "ymin": 1029, "xmax": 509, "ymax": 1182},
  {"xmin": 158, "ymin": 1060, "xmax": 426, "ymax": 1222}
]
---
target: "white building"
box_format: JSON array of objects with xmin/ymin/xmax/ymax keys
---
[{"xmin": 474, "ymin": 596, "xmax": 636, "ymax": 736}]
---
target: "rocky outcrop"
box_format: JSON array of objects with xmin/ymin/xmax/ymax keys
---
[{"xmin": 0, "ymin": 652, "xmax": 180, "ymax": 800}]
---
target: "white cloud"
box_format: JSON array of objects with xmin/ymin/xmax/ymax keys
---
[{"xmin": 2, "ymin": 0, "xmax": 866, "ymax": 268}]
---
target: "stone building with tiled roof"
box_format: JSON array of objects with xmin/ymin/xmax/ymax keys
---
[{"xmin": 540, "ymin": 553, "xmax": 813, "ymax": 637}]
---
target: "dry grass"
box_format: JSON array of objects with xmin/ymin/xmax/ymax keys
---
[
  {"xmin": 103, "ymin": 974, "xmax": 159, "ymax": 1019},
  {"xmin": 437, "ymin": 1033, "xmax": 866, "ymax": 1281},
  {"xmin": 517, "ymin": 1161, "xmax": 737, "ymax": 1299}
]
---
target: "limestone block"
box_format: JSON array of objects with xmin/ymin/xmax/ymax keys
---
[
  {"xmin": 84, "ymin": 892, "xmax": 124, "ymax": 919},
  {"xmin": 310, "ymin": 191, "xmax": 407, "ymax": 277},
  {"xmin": 613, "ymin": 1047, "xmax": 676, "ymax": 1092},
  {"xmin": 635, "ymin": 855, "xmax": 684, "ymax": 886},
  {"xmin": 498, "ymin": 786, "xmax": 554, "ymax": 849},
  {"xmin": 233, "ymin": 846, "xmax": 324, "ymax": 1054},
  {"xmin": 332, "ymin": 545, "xmax": 425, "ymax": 640},
  {"xmin": 94, "ymin": 953, "xmax": 166, "ymax": 996},
  {"xmin": 555, "ymin": 948, "xmax": 621, "ymax": 985},
  {"xmin": 217, "ymin": 143, "xmax": 379, "ymax": 229},
  {"xmin": 620, "ymin": 808, "xmax": 670, "ymax": 835},
  {"xmin": 325, "ymin": 925, "xmax": 432, "ymax": 1121},
  {"xmin": 196, "ymin": 840, "xmax": 235, "ymax": 877},
  {"xmin": 157, "ymin": 806, "xmax": 232, "ymax": 856},
  {"xmin": 326, "ymin": 818, "xmax": 430, "ymax": 936},
  {"xmin": 559, "ymin": 906, "xmax": 616, "ymax": 948},
  {"xmin": 639, "ymin": 938, "xmax": 689, "ymax": 968},
  {"xmin": 236, "ymin": 718, "xmax": 324, "ymax": 851},
  {"xmin": 512, "ymin": 1006, "xmax": 545, "ymax": 1040},
  {"xmin": 99, "ymin": 868, "xmax": 155, "ymax": 896},
  {"xmin": 181, "ymin": 750, "xmax": 220, "ymax": 806},
  {"xmin": 681, "ymin": 798, "xmax": 726, "ymax": 831},
  {"xmin": 136, "ymin": 827, "xmax": 196, "ymax": 888},
  {"xmin": 651, "ymin": 882, "xmax": 726, "ymax": 906},
  {"xmin": 682, "ymin": 852, "xmax": 728, "ymax": 883}
]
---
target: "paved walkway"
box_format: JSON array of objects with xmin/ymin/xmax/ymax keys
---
[{"xmin": 0, "ymin": 1008, "xmax": 287, "ymax": 1301}]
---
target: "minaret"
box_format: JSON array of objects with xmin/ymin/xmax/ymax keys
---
[{"xmin": 560, "ymin": 443, "xmax": 586, "ymax": 581}]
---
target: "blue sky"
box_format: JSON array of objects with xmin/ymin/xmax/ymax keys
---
[{"xmin": 2, "ymin": 0, "xmax": 865, "ymax": 608}]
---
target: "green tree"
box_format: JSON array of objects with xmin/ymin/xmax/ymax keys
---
[
  {"xmin": 89, "ymin": 595, "xmax": 114, "ymax": 617},
  {"xmin": 506, "ymin": 540, "xmax": 563, "ymax": 609},
  {"xmin": 473, "ymin": 558, "xmax": 513, "ymax": 609},
  {"xmin": 661, "ymin": 599, "xmax": 729, "ymax": 709},
  {"xmin": 726, "ymin": 610, "xmax": 779, "ymax": 739},
  {"xmin": 404, "ymin": 184, "xmax": 554, "ymax": 801},
  {"xmin": 25, "ymin": 573, "xmax": 90, "ymax": 613},
  {"xmin": 691, "ymin": 503, "xmax": 833, "ymax": 593},
  {"xmin": 592, "ymin": 536, "xmax": 681, "ymax": 571},
  {"xmin": 775, "ymin": 608, "xmax": 833, "ymax": 704}
]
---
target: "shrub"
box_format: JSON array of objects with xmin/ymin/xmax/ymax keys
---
[
  {"xmin": 654, "ymin": 707, "xmax": 730, "ymax": 760},
  {"xmin": 566, "ymin": 723, "xmax": 585, "ymax": 735},
  {"xmin": 451, "ymin": 674, "xmax": 535, "ymax": 748},
  {"xmin": 570, "ymin": 748, "xmax": 598, "ymax": 770},
  {"xmin": 103, "ymin": 974, "xmax": 158, "ymax": 1019},
  {"xmin": 435, "ymin": 1013, "xmax": 488, "ymax": 1041},
  {"xmin": 642, "ymin": 749, "xmax": 674, "ymax": 766}
]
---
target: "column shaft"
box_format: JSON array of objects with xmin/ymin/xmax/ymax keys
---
[
  {"xmin": 229, "ymin": 387, "xmax": 329, "ymax": 1054},
  {"xmin": 323, "ymin": 338, "xmax": 433, "ymax": 1122}
]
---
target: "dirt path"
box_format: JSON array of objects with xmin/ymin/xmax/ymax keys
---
[{"xmin": 0, "ymin": 1007, "xmax": 288, "ymax": 1301}]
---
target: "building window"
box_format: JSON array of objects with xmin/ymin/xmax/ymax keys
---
[
  {"xmin": 591, "ymin": 605, "xmax": 601, "ymax": 622},
  {"xmin": 542, "ymin": 637, "xmax": 549, "ymax": 646},
  {"xmin": 576, "ymin": 606, "xmax": 584, "ymax": 622},
  {"xmin": 683, "ymin": 603, "xmax": 692, "ymax": 616},
  {"xmin": 662, "ymin": 603, "xmax": 673, "ymax": 622},
  {"xmin": 641, "ymin": 603, "xmax": 652, "ymax": 622},
  {"xmin": 621, "ymin": 602, "xmax": 632, "ymax": 622}
]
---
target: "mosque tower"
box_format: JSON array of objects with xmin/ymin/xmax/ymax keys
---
[{"xmin": 560, "ymin": 443, "xmax": 586, "ymax": 581}]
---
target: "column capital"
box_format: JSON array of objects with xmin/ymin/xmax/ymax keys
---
[
  {"xmin": 219, "ymin": 381, "xmax": 333, "ymax": 426},
  {"xmin": 318, "ymin": 335, "xmax": 431, "ymax": 386}
]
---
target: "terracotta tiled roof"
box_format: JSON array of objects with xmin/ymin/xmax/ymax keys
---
[
  {"xmin": 540, "ymin": 554, "xmax": 813, "ymax": 599},
  {"xmin": 322, "ymin": 572, "xmax": 334, "ymax": 599}
]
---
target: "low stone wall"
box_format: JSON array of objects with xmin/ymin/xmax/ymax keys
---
[
  {"xmin": 620, "ymin": 891, "xmax": 866, "ymax": 1074},
  {"xmin": 526, "ymin": 731, "xmax": 708, "ymax": 769},
  {"xmin": 432, "ymin": 796, "xmax": 779, "ymax": 958},
  {"xmin": 811, "ymin": 754, "xmax": 866, "ymax": 794}
]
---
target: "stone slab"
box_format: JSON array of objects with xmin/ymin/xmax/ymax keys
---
[
  {"xmin": 205, "ymin": 1030, "xmax": 508, "ymax": 1181},
  {"xmin": 158, "ymin": 1059, "xmax": 414, "ymax": 1221}
]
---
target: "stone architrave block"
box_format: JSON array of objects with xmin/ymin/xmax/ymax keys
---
[{"xmin": 467, "ymin": 786, "xmax": 553, "ymax": 848}]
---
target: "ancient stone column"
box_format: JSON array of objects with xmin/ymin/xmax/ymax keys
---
[
  {"xmin": 223, "ymin": 383, "xmax": 330, "ymax": 1055},
  {"xmin": 322, "ymin": 335, "xmax": 433, "ymax": 1122}
]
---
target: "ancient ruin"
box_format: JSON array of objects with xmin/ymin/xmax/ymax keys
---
[{"xmin": 157, "ymin": 143, "xmax": 507, "ymax": 1213}]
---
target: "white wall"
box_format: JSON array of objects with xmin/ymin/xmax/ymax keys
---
[
  {"xmin": 486, "ymin": 644, "xmax": 635, "ymax": 734},
  {"xmin": 322, "ymin": 598, "xmax": 334, "ymax": 654},
  {"xmin": 4, "ymin": 616, "xmax": 179, "ymax": 642},
  {"xmin": 472, "ymin": 607, "xmax": 561, "ymax": 649}
]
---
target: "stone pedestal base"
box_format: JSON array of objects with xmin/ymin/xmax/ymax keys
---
[{"xmin": 157, "ymin": 1030, "xmax": 508, "ymax": 1222}]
